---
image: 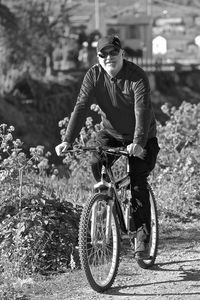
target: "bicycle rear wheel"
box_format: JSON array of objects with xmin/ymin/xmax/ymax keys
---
[
  {"xmin": 136, "ymin": 184, "xmax": 159, "ymax": 269},
  {"xmin": 79, "ymin": 193, "xmax": 121, "ymax": 292}
]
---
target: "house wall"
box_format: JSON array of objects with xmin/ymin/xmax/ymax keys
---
[{"xmin": 106, "ymin": 20, "xmax": 152, "ymax": 59}]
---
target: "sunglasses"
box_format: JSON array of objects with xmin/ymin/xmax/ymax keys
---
[{"xmin": 98, "ymin": 49, "xmax": 120, "ymax": 59}]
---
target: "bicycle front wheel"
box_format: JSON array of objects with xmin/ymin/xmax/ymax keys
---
[
  {"xmin": 79, "ymin": 193, "xmax": 120, "ymax": 292},
  {"xmin": 137, "ymin": 184, "xmax": 159, "ymax": 269}
]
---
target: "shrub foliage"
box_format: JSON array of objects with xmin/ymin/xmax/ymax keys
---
[
  {"xmin": 153, "ymin": 101, "xmax": 200, "ymax": 223},
  {"xmin": 0, "ymin": 101, "xmax": 200, "ymax": 280},
  {"xmin": 0, "ymin": 124, "xmax": 81, "ymax": 277}
]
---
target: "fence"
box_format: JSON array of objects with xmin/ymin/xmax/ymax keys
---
[{"xmin": 129, "ymin": 57, "xmax": 200, "ymax": 72}]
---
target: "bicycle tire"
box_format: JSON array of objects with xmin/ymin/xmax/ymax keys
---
[
  {"xmin": 136, "ymin": 184, "xmax": 159, "ymax": 269},
  {"xmin": 79, "ymin": 193, "xmax": 121, "ymax": 292}
]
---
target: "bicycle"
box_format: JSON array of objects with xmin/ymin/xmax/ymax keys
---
[{"xmin": 71, "ymin": 146, "xmax": 159, "ymax": 293}]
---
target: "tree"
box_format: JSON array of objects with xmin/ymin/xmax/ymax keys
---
[
  {"xmin": 0, "ymin": 2, "xmax": 17, "ymax": 30},
  {"xmin": 0, "ymin": 0, "xmax": 74, "ymax": 75}
]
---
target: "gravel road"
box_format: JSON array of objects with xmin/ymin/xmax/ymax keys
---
[{"xmin": 33, "ymin": 223, "xmax": 200, "ymax": 300}]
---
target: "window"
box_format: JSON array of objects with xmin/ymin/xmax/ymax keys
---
[{"xmin": 129, "ymin": 25, "xmax": 140, "ymax": 39}]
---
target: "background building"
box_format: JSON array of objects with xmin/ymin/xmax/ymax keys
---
[{"xmin": 68, "ymin": 0, "xmax": 200, "ymax": 63}]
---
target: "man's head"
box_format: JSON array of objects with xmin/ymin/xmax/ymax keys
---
[
  {"xmin": 97, "ymin": 35, "xmax": 121, "ymax": 53},
  {"xmin": 96, "ymin": 35, "xmax": 124, "ymax": 77}
]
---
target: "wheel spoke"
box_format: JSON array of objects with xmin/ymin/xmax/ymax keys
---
[
  {"xmin": 79, "ymin": 194, "xmax": 120, "ymax": 291},
  {"xmin": 87, "ymin": 201, "xmax": 114, "ymax": 282}
]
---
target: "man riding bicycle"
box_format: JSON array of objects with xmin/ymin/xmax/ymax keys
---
[{"xmin": 55, "ymin": 35, "xmax": 160, "ymax": 259}]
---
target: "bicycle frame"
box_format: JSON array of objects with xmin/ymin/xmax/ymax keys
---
[
  {"xmin": 68, "ymin": 146, "xmax": 134, "ymax": 244},
  {"xmin": 93, "ymin": 149, "xmax": 132, "ymax": 243}
]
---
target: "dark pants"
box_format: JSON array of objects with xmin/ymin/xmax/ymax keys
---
[{"xmin": 91, "ymin": 130, "xmax": 160, "ymax": 234}]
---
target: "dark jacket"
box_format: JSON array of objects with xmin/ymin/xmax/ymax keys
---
[{"xmin": 64, "ymin": 59, "xmax": 157, "ymax": 148}]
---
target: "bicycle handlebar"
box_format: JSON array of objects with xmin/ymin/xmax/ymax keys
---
[{"xmin": 64, "ymin": 146, "xmax": 129, "ymax": 157}]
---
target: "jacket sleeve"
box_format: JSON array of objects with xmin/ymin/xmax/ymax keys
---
[
  {"xmin": 133, "ymin": 73, "xmax": 152, "ymax": 148},
  {"xmin": 64, "ymin": 68, "xmax": 95, "ymax": 143}
]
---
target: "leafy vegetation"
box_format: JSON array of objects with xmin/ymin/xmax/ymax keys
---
[
  {"xmin": 0, "ymin": 100, "xmax": 200, "ymax": 297},
  {"xmin": 0, "ymin": 124, "xmax": 82, "ymax": 298},
  {"xmin": 152, "ymin": 102, "xmax": 200, "ymax": 229},
  {"xmin": 58, "ymin": 101, "xmax": 200, "ymax": 226}
]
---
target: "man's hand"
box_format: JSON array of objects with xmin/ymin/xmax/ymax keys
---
[
  {"xmin": 90, "ymin": 104, "xmax": 106, "ymax": 119},
  {"xmin": 55, "ymin": 142, "xmax": 72, "ymax": 156},
  {"xmin": 126, "ymin": 143, "xmax": 146, "ymax": 159}
]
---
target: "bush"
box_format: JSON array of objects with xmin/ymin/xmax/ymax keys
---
[
  {"xmin": 0, "ymin": 124, "xmax": 81, "ymax": 280},
  {"xmin": 58, "ymin": 101, "xmax": 200, "ymax": 226},
  {"xmin": 151, "ymin": 101, "xmax": 200, "ymax": 225}
]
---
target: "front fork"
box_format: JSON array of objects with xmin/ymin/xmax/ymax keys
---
[
  {"xmin": 105, "ymin": 199, "xmax": 114, "ymax": 244},
  {"xmin": 90, "ymin": 196, "xmax": 114, "ymax": 245},
  {"xmin": 91, "ymin": 201, "xmax": 97, "ymax": 244}
]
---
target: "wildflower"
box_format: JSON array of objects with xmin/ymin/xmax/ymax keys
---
[
  {"xmin": 38, "ymin": 158, "xmax": 49, "ymax": 171},
  {"xmin": 36, "ymin": 145, "xmax": 44, "ymax": 156},
  {"xmin": 0, "ymin": 124, "xmax": 7, "ymax": 131},
  {"xmin": 0, "ymin": 170, "xmax": 8, "ymax": 181},
  {"xmin": 5, "ymin": 133, "xmax": 13, "ymax": 141},
  {"xmin": 17, "ymin": 152, "xmax": 26, "ymax": 164},
  {"xmin": 85, "ymin": 117, "xmax": 93, "ymax": 128},
  {"xmin": 45, "ymin": 151, "xmax": 51, "ymax": 158},
  {"xmin": 13, "ymin": 139, "xmax": 23, "ymax": 148},
  {"xmin": 8, "ymin": 125, "xmax": 15, "ymax": 132}
]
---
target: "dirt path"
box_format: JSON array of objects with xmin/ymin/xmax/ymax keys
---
[{"xmin": 33, "ymin": 223, "xmax": 200, "ymax": 300}]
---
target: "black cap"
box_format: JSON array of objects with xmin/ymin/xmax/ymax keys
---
[{"xmin": 97, "ymin": 35, "xmax": 121, "ymax": 53}]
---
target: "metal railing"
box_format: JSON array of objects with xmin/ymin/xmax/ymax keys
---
[{"xmin": 128, "ymin": 57, "xmax": 200, "ymax": 72}]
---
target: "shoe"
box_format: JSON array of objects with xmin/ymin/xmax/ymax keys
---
[
  {"xmin": 135, "ymin": 226, "xmax": 149, "ymax": 260},
  {"xmin": 135, "ymin": 243, "xmax": 149, "ymax": 260}
]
